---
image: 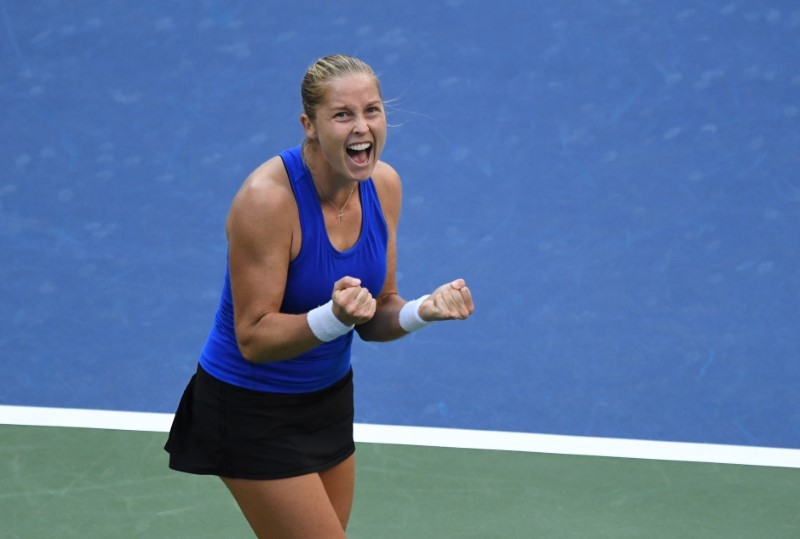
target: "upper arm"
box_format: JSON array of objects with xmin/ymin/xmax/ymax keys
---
[
  {"xmin": 371, "ymin": 160, "xmax": 402, "ymax": 301},
  {"xmin": 225, "ymin": 158, "xmax": 297, "ymax": 351}
]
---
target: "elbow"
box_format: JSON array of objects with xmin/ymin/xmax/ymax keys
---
[
  {"xmin": 237, "ymin": 340, "xmax": 284, "ymax": 363},
  {"xmin": 239, "ymin": 348, "xmax": 262, "ymax": 363},
  {"xmin": 235, "ymin": 326, "xmax": 276, "ymax": 363},
  {"xmin": 234, "ymin": 313, "xmax": 280, "ymax": 363},
  {"xmin": 236, "ymin": 330, "xmax": 292, "ymax": 363},
  {"xmin": 236, "ymin": 335, "xmax": 264, "ymax": 363}
]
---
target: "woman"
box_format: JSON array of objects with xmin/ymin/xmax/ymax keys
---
[{"xmin": 165, "ymin": 54, "xmax": 474, "ymax": 538}]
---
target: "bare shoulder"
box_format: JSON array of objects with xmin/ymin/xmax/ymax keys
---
[
  {"xmin": 371, "ymin": 160, "xmax": 402, "ymax": 220},
  {"xmin": 232, "ymin": 156, "xmax": 292, "ymax": 210},
  {"xmin": 227, "ymin": 155, "xmax": 295, "ymax": 238},
  {"xmin": 372, "ymin": 160, "xmax": 402, "ymax": 192}
]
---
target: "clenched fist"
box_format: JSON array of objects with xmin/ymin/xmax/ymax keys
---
[
  {"xmin": 331, "ymin": 276, "xmax": 377, "ymax": 326},
  {"xmin": 418, "ymin": 279, "xmax": 474, "ymax": 322}
]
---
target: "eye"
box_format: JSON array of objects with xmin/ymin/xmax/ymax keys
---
[
  {"xmin": 366, "ymin": 106, "xmax": 382, "ymax": 115},
  {"xmin": 333, "ymin": 111, "xmax": 350, "ymax": 119}
]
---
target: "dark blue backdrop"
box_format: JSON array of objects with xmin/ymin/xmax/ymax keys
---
[{"xmin": 2, "ymin": 1, "xmax": 798, "ymax": 448}]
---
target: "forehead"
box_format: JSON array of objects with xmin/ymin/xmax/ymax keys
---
[{"xmin": 321, "ymin": 74, "xmax": 382, "ymax": 107}]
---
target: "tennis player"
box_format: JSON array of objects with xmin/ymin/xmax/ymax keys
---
[{"xmin": 165, "ymin": 54, "xmax": 474, "ymax": 538}]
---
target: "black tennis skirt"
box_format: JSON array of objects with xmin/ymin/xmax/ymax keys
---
[{"xmin": 164, "ymin": 364, "xmax": 355, "ymax": 480}]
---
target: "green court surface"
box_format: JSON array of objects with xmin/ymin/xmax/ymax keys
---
[{"xmin": 3, "ymin": 425, "xmax": 798, "ymax": 538}]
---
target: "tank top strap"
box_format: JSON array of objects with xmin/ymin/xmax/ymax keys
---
[{"xmin": 279, "ymin": 145, "xmax": 322, "ymax": 246}]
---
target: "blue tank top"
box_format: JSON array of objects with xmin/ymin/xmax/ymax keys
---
[{"xmin": 198, "ymin": 145, "xmax": 388, "ymax": 393}]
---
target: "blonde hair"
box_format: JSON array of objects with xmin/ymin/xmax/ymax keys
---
[{"xmin": 301, "ymin": 54, "xmax": 382, "ymax": 121}]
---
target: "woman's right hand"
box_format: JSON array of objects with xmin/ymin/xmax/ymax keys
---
[{"xmin": 332, "ymin": 276, "xmax": 377, "ymax": 326}]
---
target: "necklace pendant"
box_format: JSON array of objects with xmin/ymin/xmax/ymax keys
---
[{"xmin": 320, "ymin": 181, "xmax": 356, "ymax": 224}]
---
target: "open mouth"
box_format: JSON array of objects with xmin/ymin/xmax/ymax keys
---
[{"xmin": 346, "ymin": 142, "xmax": 372, "ymax": 166}]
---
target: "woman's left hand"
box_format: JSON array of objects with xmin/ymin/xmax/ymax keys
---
[{"xmin": 418, "ymin": 279, "xmax": 475, "ymax": 322}]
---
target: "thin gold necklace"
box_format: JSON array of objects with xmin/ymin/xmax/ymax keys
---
[{"xmin": 302, "ymin": 141, "xmax": 357, "ymax": 222}]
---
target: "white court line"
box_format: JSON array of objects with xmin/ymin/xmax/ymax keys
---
[{"xmin": 1, "ymin": 405, "xmax": 799, "ymax": 469}]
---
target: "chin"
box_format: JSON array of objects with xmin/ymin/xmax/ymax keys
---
[{"xmin": 346, "ymin": 161, "xmax": 375, "ymax": 181}]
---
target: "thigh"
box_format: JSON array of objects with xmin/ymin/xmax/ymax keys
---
[
  {"xmin": 319, "ymin": 454, "xmax": 356, "ymax": 531},
  {"xmin": 222, "ymin": 474, "xmax": 346, "ymax": 539}
]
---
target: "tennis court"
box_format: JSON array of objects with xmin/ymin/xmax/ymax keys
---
[{"xmin": 2, "ymin": 1, "xmax": 799, "ymax": 537}]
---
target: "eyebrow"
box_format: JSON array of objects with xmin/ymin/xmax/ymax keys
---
[{"xmin": 327, "ymin": 100, "xmax": 383, "ymax": 110}]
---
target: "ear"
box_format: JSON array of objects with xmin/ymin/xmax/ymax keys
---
[{"xmin": 300, "ymin": 114, "xmax": 317, "ymax": 140}]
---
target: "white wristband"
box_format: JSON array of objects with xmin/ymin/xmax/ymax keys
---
[
  {"xmin": 399, "ymin": 295, "xmax": 431, "ymax": 333},
  {"xmin": 307, "ymin": 300, "xmax": 354, "ymax": 342}
]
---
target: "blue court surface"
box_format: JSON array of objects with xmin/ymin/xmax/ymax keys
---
[{"xmin": 2, "ymin": 0, "xmax": 799, "ymax": 488}]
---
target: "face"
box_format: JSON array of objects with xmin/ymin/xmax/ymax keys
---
[{"xmin": 302, "ymin": 73, "xmax": 386, "ymax": 182}]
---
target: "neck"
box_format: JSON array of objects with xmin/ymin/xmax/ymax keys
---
[{"xmin": 302, "ymin": 140, "xmax": 355, "ymax": 202}]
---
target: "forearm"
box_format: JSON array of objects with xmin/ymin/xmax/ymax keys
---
[
  {"xmin": 356, "ymin": 293, "xmax": 408, "ymax": 342},
  {"xmin": 236, "ymin": 311, "xmax": 328, "ymax": 363}
]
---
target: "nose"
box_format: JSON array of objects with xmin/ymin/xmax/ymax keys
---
[{"xmin": 353, "ymin": 114, "xmax": 367, "ymax": 133}]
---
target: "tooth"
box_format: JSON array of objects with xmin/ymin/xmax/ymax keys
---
[{"xmin": 348, "ymin": 143, "xmax": 371, "ymax": 151}]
